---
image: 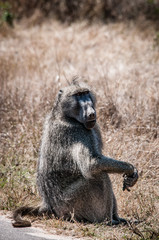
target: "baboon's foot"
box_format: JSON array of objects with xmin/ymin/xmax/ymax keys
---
[
  {"xmin": 107, "ymin": 220, "xmax": 120, "ymax": 226},
  {"xmin": 113, "ymin": 215, "xmax": 127, "ymax": 224},
  {"xmin": 117, "ymin": 217, "xmax": 127, "ymax": 225},
  {"xmin": 107, "ymin": 218, "xmax": 127, "ymax": 226}
]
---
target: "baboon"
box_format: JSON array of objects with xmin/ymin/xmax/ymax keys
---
[{"xmin": 12, "ymin": 76, "xmax": 138, "ymax": 227}]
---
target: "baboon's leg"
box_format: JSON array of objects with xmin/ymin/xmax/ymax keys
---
[
  {"xmin": 63, "ymin": 175, "xmax": 118, "ymax": 224},
  {"xmin": 62, "ymin": 178, "xmax": 109, "ymax": 223},
  {"xmin": 112, "ymin": 192, "xmax": 119, "ymax": 220},
  {"xmin": 112, "ymin": 193, "xmax": 127, "ymax": 224},
  {"xmin": 102, "ymin": 174, "xmax": 114, "ymax": 223}
]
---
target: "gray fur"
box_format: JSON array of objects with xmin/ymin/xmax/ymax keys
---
[
  {"xmin": 36, "ymin": 76, "xmax": 138, "ymax": 224},
  {"xmin": 12, "ymin": 77, "xmax": 138, "ymax": 227}
]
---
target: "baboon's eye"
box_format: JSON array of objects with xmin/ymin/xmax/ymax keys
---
[
  {"xmin": 75, "ymin": 91, "xmax": 89, "ymax": 97},
  {"xmin": 76, "ymin": 92, "xmax": 83, "ymax": 96}
]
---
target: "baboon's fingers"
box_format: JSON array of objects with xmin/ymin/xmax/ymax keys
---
[
  {"xmin": 123, "ymin": 168, "xmax": 138, "ymax": 191},
  {"xmin": 124, "ymin": 178, "xmax": 137, "ymax": 187},
  {"xmin": 132, "ymin": 168, "xmax": 138, "ymax": 182},
  {"xmin": 123, "ymin": 177, "xmax": 138, "ymax": 191},
  {"xmin": 123, "ymin": 178, "xmax": 136, "ymax": 189},
  {"xmin": 123, "ymin": 182, "xmax": 130, "ymax": 191}
]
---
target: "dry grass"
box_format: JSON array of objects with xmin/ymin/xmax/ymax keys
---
[
  {"xmin": 5, "ymin": 0, "xmax": 159, "ymax": 21},
  {"xmin": 0, "ymin": 18, "xmax": 159, "ymax": 239}
]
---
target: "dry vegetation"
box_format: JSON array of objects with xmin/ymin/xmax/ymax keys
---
[
  {"xmin": 5, "ymin": 0, "xmax": 159, "ymax": 22},
  {"xmin": 0, "ymin": 14, "xmax": 159, "ymax": 240}
]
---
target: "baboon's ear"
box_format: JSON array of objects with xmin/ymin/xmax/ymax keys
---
[
  {"xmin": 58, "ymin": 89, "xmax": 63, "ymax": 95},
  {"xmin": 52, "ymin": 89, "xmax": 63, "ymax": 112},
  {"xmin": 57, "ymin": 89, "xmax": 63, "ymax": 101}
]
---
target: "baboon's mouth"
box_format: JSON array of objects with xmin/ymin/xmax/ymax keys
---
[{"xmin": 84, "ymin": 120, "xmax": 96, "ymax": 129}]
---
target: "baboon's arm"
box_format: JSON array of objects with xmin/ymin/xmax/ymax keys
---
[
  {"xmin": 92, "ymin": 155, "xmax": 134, "ymax": 176},
  {"xmin": 72, "ymin": 143, "xmax": 134, "ymax": 178}
]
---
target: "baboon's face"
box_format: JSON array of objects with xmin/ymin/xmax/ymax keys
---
[{"xmin": 65, "ymin": 90, "xmax": 96, "ymax": 129}]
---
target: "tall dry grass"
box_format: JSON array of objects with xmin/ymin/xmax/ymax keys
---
[
  {"xmin": 6, "ymin": 0, "xmax": 159, "ymax": 21},
  {"xmin": 0, "ymin": 18, "xmax": 159, "ymax": 239}
]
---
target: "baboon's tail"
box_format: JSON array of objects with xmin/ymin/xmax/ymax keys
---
[{"xmin": 12, "ymin": 206, "xmax": 40, "ymax": 227}]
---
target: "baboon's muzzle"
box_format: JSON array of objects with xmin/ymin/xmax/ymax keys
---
[
  {"xmin": 84, "ymin": 108, "xmax": 96, "ymax": 129},
  {"xmin": 84, "ymin": 120, "xmax": 96, "ymax": 129}
]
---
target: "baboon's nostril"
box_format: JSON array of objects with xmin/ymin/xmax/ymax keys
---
[
  {"xmin": 88, "ymin": 111, "xmax": 96, "ymax": 120},
  {"xmin": 90, "ymin": 113, "xmax": 95, "ymax": 118}
]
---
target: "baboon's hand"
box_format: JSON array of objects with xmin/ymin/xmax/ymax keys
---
[{"xmin": 123, "ymin": 168, "xmax": 138, "ymax": 192}]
